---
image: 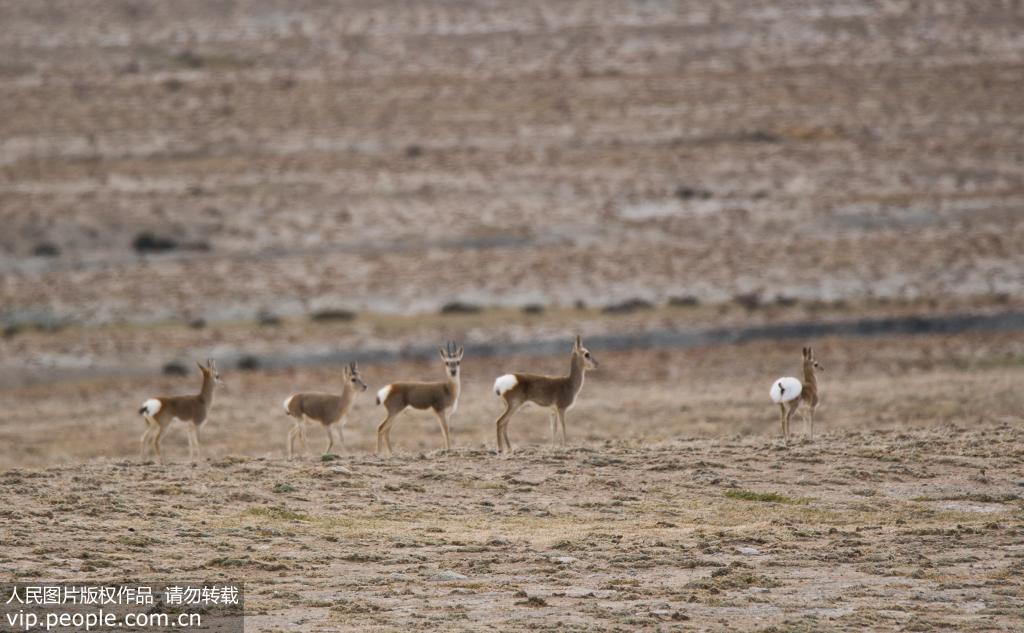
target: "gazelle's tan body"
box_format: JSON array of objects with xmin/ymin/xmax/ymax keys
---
[
  {"xmin": 375, "ymin": 343, "xmax": 463, "ymax": 455},
  {"xmin": 773, "ymin": 347, "xmax": 822, "ymax": 442},
  {"xmin": 493, "ymin": 336, "xmax": 597, "ymax": 453},
  {"xmin": 139, "ymin": 359, "xmax": 224, "ymax": 463},
  {"xmin": 284, "ymin": 362, "xmax": 366, "ymax": 458}
]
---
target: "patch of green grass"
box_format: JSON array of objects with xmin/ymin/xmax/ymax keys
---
[
  {"xmin": 271, "ymin": 483, "xmax": 296, "ymax": 493},
  {"xmin": 724, "ymin": 489, "xmax": 803, "ymax": 504}
]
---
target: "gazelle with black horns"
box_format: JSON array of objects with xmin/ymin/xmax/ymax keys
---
[
  {"xmin": 283, "ymin": 362, "xmax": 367, "ymax": 458},
  {"xmin": 138, "ymin": 358, "xmax": 225, "ymax": 464},
  {"xmin": 492, "ymin": 335, "xmax": 598, "ymax": 453},
  {"xmin": 375, "ymin": 342, "xmax": 463, "ymax": 456},
  {"xmin": 769, "ymin": 346, "xmax": 823, "ymax": 442}
]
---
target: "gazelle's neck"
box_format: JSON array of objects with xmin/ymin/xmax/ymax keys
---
[
  {"xmin": 339, "ymin": 381, "xmax": 354, "ymax": 408},
  {"xmin": 569, "ymin": 353, "xmax": 585, "ymax": 393},
  {"xmin": 199, "ymin": 373, "xmax": 215, "ymax": 405},
  {"xmin": 803, "ymin": 363, "xmax": 817, "ymax": 390},
  {"xmin": 446, "ymin": 370, "xmax": 461, "ymax": 414}
]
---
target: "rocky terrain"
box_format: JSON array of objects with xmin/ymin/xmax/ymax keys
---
[{"xmin": 1, "ymin": 1, "xmax": 1023, "ymax": 326}]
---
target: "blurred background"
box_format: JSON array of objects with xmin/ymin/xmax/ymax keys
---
[{"xmin": 1, "ymin": 1, "xmax": 1023, "ymax": 467}]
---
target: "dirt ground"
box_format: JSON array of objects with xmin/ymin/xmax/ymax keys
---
[
  {"xmin": 2, "ymin": 331, "xmax": 1024, "ymax": 631},
  {"xmin": 2, "ymin": 417, "xmax": 1023, "ymax": 631},
  {"xmin": 2, "ymin": 1, "xmax": 1024, "ymax": 324}
]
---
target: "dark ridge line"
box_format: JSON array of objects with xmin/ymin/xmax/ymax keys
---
[{"xmin": 240, "ymin": 310, "xmax": 1024, "ymax": 371}]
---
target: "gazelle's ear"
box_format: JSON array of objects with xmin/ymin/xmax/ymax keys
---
[
  {"xmin": 807, "ymin": 347, "xmax": 814, "ymax": 359},
  {"xmin": 574, "ymin": 335, "xmax": 582, "ymax": 350},
  {"xmin": 197, "ymin": 361, "xmax": 206, "ymax": 372},
  {"xmin": 457, "ymin": 345, "xmax": 464, "ymax": 359},
  {"xmin": 438, "ymin": 346, "xmax": 447, "ymax": 359},
  {"xmin": 802, "ymin": 347, "xmax": 808, "ymax": 358},
  {"xmin": 351, "ymin": 361, "xmax": 358, "ymax": 372}
]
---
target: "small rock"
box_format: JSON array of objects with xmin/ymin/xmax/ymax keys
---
[
  {"xmin": 736, "ymin": 547, "xmax": 761, "ymax": 556},
  {"xmin": 390, "ymin": 573, "xmax": 412, "ymax": 581},
  {"xmin": 432, "ymin": 570, "xmax": 468, "ymax": 581},
  {"xmin": 552, "ymin": 556, "xmax": 577, "ymax": 564}
]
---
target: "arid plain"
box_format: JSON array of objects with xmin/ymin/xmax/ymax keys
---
[{"xmin": 2, "ymin": 1, "xmax": 1024, "ymax": 631}]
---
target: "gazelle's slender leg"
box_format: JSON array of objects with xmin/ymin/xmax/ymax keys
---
[
  {"xmin": 287, "ymin": 423, "xmax": 300, "ymax": 459},
  {"xmin": 384, "ymin": 418, "xmax": 395, "ymax": 455},
  {"xmin": 494, "ymin": 401, "xmax": 521, "ymax": 453},
  {"xmin": 778, "ymin": 404, "xmax": 786, "ymax": 440},
  {"xmin": 140, "ymin": 419, "xmax": 155, "ymax": 460},
  {"xmin": 785, "ymin": 400, "xmax": 799, "ymax": 444},
  {"xmin": 809, "ymin": 406, "xmax": 816, "ymax": 441},
  {"xmin": 556, "ymin": 407, "xmax": 567, "ymax": 446},
  {"xmin": 434, "ymin": 409, "xmax": 451, "ymax": 452},
  {"xmin": 377, "ymin": 414, "xmax": 395, "ymax": 455},
  {"xmin": 494, "ymin": 401, "xmax": 513, "ymax": 453},
  {"xmin": 549, "ymin": 410, "xmax": 558, "ymax": 445},
  {"xmin": 501, "ymin": 421, "xmax": 512, "ymax": 455},
  {"xmin": 324, "ymin": 424, "xmax": 335, "ymax": 455},
  {"xmin": 298, "ymin": 418, "xmax": 309, "ymax": 455},
  {"xmin": 152, "ymin": 423, "xmax": 167, "ymax": 464},
  {"xmin": 193, "ymin": 424, "xmax": 202, "ymax": 461},
  {"xmin": 186, "ymin": 425, "xmax": 195, "ymax": 463},
  {"xmin": 501, "ymin": 404, "xmax": 522, "ymax": 453},
  {"xmin": 337, "ymin": 420, "xmax": 347, "ymax": 453}
]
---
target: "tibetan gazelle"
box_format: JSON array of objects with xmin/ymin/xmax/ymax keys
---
[
  {"xmin": 283, "ymin": 362, "xmax": 367, "ymax": 458},
  {"xmin": 138, "ymin": 358, "xmax": 225, "ymax": 464},
  {"xmin": 493, "ymin": 335, "xmax": 597, "ymax": 453},
  {"xmin": 375, "ymin": 341, "xmax": 463, "ymax": 456},
  {"xmin": 769, "ymin": 346, "xmax": 823, "ymax": 442}
]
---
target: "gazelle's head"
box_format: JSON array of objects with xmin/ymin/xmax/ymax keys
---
[
  {"xmin": 802, "ymin": 347, "xmax": 823, "ymax": 372},
  {"xmin": 438, "ymin": 341, "xmax": 464, "ymax": 379},
  {"xmin": 573, "ymin": 335, "xmax": 598, "ymax": 370},
  {"xmin": 198, "ymin": 358, "xmax": 225, "ymax": 387},
  {"xmin": 344, "ymin": 361, "xmax": 368, "ymax": 392}
]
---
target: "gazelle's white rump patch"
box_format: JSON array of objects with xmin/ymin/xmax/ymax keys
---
[
  {"xmin": 140, "ymin": 398, "xmax": 162, "ymax": 416},
  {"xmin": 283, "ymin": 395, "xmax": 295, "ymax": 414},
  {"xmin": 494, "ymin": 374, "xmax": 518, "ymax": 396},
  {"xmin": 376, "ymin": 385, "xmax": 393, "ymax": 405},
  {"xmin": 770, "ymin": 377, "xmax": 802, "ymax": 403}
]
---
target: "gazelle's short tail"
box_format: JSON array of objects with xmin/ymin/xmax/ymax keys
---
[
  {"xmin": 494, "ymin": 374, "xmax": 518, "ymax": 397},
  {"xmin": 139, "ymin": 398, "xmax": 162, "ymax": 416},
  {"xmin": 770, "ymin": 377, "xmax": 802, "ymax": 404}
]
